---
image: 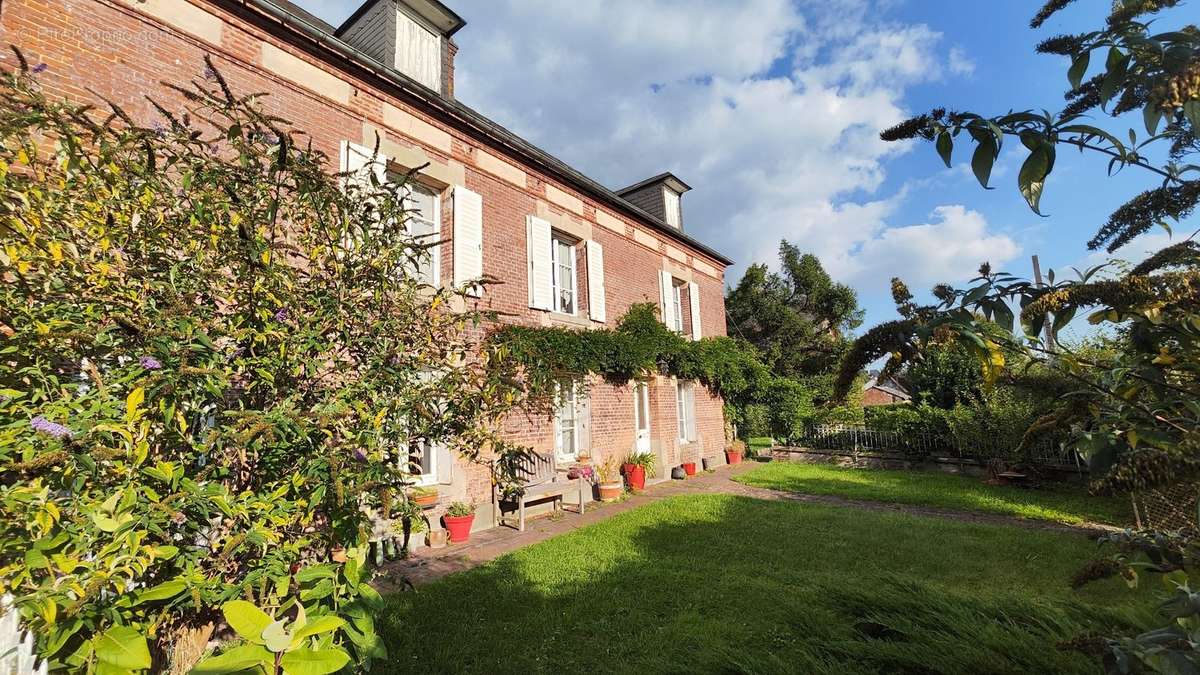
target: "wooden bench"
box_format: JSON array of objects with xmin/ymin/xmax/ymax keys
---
[{"xmin": 495, "ymin": 452, "xmax": 587, "ymax": 531}]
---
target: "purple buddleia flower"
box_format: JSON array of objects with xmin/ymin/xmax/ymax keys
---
[
  {"xmin": 274, "ymin": 308, "xmax": 288, "ymax": 322},
  {"xmin": 30, "ymin": 63, "xmax": 47, "ymax": 74},
  {"xmin": 152, "ymin": 122, "xmax": 167, "ymax": 139},
  {"xmin": 139, "ymin": 356, "xmax": 162, "ymax": 370},
  {"xmin": 31, "ymin": 416, "xmax": 71, "ymax": 440},
  {"xmin": 203, "ymin": 65, "xmax": 218, "ymax": 81},
  {"xmin": 353, "ymin": 449, "xmax": 367, "ymax": 462}
]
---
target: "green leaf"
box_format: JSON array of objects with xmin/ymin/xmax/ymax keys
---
[
  {"xmin": 1018, "ymin": 144, "xmax": 1053, "ymax": 215},
  {"xmin": 970, "ymin": 140, "xmax": 995, "ymax": 189},
  {"xmin": 279, "ymin": 648, "xmax": 352, "ymax": 675},
  {"xmin": 1184, "ymin": 100, "xmax": 1200, "ymax": 131},
  {"xmin": 992, "ymin": 301, "xmax": 1015, "ymax": 333},
  {"xmin": 290, "ymin": 616, "xmax": 345, "ymax": 647},
  {"xmin": 1099, "ymin": 48, "xmax": 1129, "ymax": 107},
  {"xmin": 1143, "ymin": 102, "xmax": 1162, "ymax": 136},
  {"xmin": 94, "ymin": 625, "xmax": 151, "ymax": 669},
  {"xmin": 935, "ymin": 131, "xmax": 953, "ymax": 168},
  {"xmin": 134, "ymin": 579, "xmax": 186, "ymax": 604},
  {"xmin": 1068, "ymin": 51, "xmax": 1089, "ymax": 90},
  {"xmin": 223, "ymin": 600, "xmax": 273, "ymax": 644},
  {"xmin": 193, "ymin": 644, "xmax": 274, "ymax": 674}
]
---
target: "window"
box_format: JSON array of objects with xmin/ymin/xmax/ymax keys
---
[
  {"xmin": 670, "ymin": 280, "xmax": 684, "ymax": 333},
  {"xmin": 663, "ymin": 188, "xmax": 681, "ymax": 228},
  {"xmin": 555, "ymin": 382, "xmax": 579, "ymax": 460},
  {"xmin": 551, "ymin": 235, "xmax": 577, "ymax": 315},
  {"xmin": 396, "ymin": 9, "xmax": 442, "ymax": 91},
  {"xmin": 402, "ymin": 437, "xmax": 437, "ymax": 485},
  {"xmin": 402, "ymin": 182, "xmax": 440, "ymax": 286},
  {"xmin": 676, "ymin": 381, "xmax": 695, "ymax": 443}
]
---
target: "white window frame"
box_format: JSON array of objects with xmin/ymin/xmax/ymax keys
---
[
  {"xmin": 401, "ymin": 181, "xmax": 441, "ymax": 287},
  {"xmin": 671, "ymin": 281, "xmax": 684, "ymax": 333},
  {"xmin": 554, "ymin": 381, "xmax": 579, "ymax": 461},
  {"xmin": 663, "ymin": 188, "xmax": 681, "ymax": 228},
  {"xmin": 676, "ymin": 380, "xmax": 694, "ymax": 444},
  {"xmin": 550, "ymin": 234, "xmax": 578, "ymax": 315},
  {"xmin": 402, "ymin": 437, "xmax": 439, "ymax": 487}
]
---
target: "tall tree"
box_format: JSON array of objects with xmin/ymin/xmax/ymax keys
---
[{"xmin": 726, "ymin": 242, "xmax": 862, "ymax": 379}]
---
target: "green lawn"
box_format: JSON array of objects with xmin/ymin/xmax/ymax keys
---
[
  {"xmin": 377, "ymin": 495, "xmax": 1152, "ymax": 674},
  {"xmin": 735, "ymin": 462, "xmax": 1131, "ymax": 526}
]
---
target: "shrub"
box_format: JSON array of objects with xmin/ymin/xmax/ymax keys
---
[{"xmin": 0, "ymin": 61, "xmax": 526, "ymax": 672}]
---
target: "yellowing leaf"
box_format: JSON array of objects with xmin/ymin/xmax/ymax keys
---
[
  {"xmin": 48, "ymin": 241, "xmax": 63, "ymax": 262},
  {"xmin": 261, "ymin": 249, "xmax": 271, "ymax": 265},
  {"xmin": 126, "ymin": 387, "xmax": 145, "ymax": 422}
]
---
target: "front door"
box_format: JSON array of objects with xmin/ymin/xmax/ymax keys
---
[{"xmin": 634, "ymin": 381, "xmax": 651, "ymax": 453}]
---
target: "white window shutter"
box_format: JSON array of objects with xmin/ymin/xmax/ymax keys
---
[
  {"xmin": 435, "ymin": 444, "xmax": 453, "ymax": 485},
  {"xmin": 339, "ymin": 140, "xmax": 385, "ymax": 186},
  {"xmin": 577, "ymin": 392, "xmax": 592, "ymax": 456},
  {"xmin": 453, "ymin": 186, "xmax": 483, "ymax": 295},
  {"xmin": 659, "ymin": 271, "xmax": 676, "ymax": 329},
  {"xmin": 686, "ymin": 385, "xmax": 698, "ymax": 442},
  {"xmin": 527, "ymin": 216, "xmax": 553, "ymax": 310},
  {"xmin": 586, "ymin": 240, "xmax": 606, "ymax": 322},
  {"xmin": 689, "ymin": 281, "xmax": 702, "ymax": 341}
]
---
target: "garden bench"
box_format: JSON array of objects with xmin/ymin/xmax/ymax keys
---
[{"xmin": 495, "ymin": 451, "xmax": 586, "ymax": 531}]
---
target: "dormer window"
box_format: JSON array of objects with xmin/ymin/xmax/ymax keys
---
[
  {"xmin": 616, "ymin": 172, "xmax": 691, "ymax": 231},
  {"xmin": 663, "ymin": 188, "xmax": 681, "ymax": 229},
  {"xmin": 336, "ymin": 0, "xmax": 466, "ymax": 97},
  {"xmin": 396, "ymin": 9, "xmax": 441, "ymax": 91}
]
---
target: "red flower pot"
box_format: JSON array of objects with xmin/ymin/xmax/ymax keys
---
[
  {"xmin": 443, "ymin": 514, "xmax": 474, "ymax": 543},
  {"xmin": 682, "ymin": 462, "xmax": 697, "ymax": 476},
  {"xmin": 725, "ymin": 450, "xmax": 743, "ymax": 465},
  {"xmin": 623, "ymin": 463, "xmax": 646, "ymax": 491}
]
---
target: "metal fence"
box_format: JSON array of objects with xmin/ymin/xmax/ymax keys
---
[{"xmin": 792, "ymin": 424, "xmax": 1085, "ymax": 472}]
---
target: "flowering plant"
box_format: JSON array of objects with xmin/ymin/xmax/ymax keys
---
[{"xmin": 0, "ymin": 56, "xmax": 528, "ymax": 673}]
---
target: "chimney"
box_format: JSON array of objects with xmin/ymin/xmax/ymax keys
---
[
  {"xmin": 616, "ymin": 173, "xmax": 692, "ymax": 230},
  {"xmin": 336, "ymin": 0, "xmax": 466, "ymax": 98}
]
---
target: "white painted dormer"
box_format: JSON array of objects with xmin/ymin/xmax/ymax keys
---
[{"xmin": 336, "ymin": 0, "xmax": 465, "ymax": 97}]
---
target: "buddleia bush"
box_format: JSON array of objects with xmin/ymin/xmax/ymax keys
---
[{"xmin": 0, "ymin": 55, "xmax": 526, "ymax": 673}]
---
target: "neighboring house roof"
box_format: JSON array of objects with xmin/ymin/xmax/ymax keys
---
[
  {"xmin": 863, "ymin": 377, "xmax": 910, "ymax": 401},
  {"xmin": 228, "ymin": 0, "xmax": 734, "ymax": 266}
]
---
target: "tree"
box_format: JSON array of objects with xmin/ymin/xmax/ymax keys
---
[
  {"xmin": 835, "ymin": 1, "xmax": 1200, "ymax": 670},
  {"xmin": 726, "ymin": 241, "xmax": 862, "ymax": 379},
  {"xmin": 0, "ymin": 57, "xmax": 527, "ymax": 673}
]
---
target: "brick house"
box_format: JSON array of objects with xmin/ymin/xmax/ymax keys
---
[{"xmin": 1, "ymin": 0, "xmax": 734, "ymax": 534}]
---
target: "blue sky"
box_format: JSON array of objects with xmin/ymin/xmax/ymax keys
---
[{"xmin": 291, "ymin": 0, "xmax": 1182, "ymax": 334}]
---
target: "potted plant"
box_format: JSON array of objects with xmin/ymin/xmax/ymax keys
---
[
  {"xmin": 596, "ymin": 458, "xmax": 624, "ymax": 502},
  {"xmin": 622, "ymin": 451, "xmax": 656, "ymax": 491},
  {"xmin": 725, "ymin": 441, "xmax": 746, "ymax": 465},
  {"xmin": 681, "ymin": 461, "xmax": 697, "ymax": 476},
  {"xmin": 443, "ymin": 502, "xmax": 475, "ymax": 543},
  {"xmin": 410, "ymin": 486, "xmax": 438, "ymax": 507},
  {"xmin": 393, "ymin": 499, "xmax": 428, "ymax": 555}
]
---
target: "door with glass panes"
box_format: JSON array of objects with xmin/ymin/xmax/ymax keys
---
[{"xmin": 634, "ymin": 381, "xmax": 651, "ymax": 453}]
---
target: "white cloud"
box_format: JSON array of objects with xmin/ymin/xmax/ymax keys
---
[
  {"xmin": 843, "ymin": 205, "xmax": 1021, "ymax": 287},
  {"xmin": 445, "ymin": 0, "xmax": 983, "ymax": 289},
  {"xmin": 288, "ymin": 0, "xmax": 988, "ymax": 301}
]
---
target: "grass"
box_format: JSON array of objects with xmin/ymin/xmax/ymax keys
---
[
  {"xmin": 378, "ymin": 495, "xmax": 1153, "ymax": 674},
  {"xmin": 747, "ymin": 436, "xmax": 775, "ymax": 453},
  {"xmin": 735, "ymin": 462, "xmax": 1131, "ymax": 526}
]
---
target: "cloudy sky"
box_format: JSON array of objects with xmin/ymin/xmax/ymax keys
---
[{"xmin": 292, "ymin": 0, "xmax": 1176, "ymax": 331}]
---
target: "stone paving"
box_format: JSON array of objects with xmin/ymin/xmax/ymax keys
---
[{"xmin": 375, "ymin": 459, "xmax": 1114, "ymax": 591}]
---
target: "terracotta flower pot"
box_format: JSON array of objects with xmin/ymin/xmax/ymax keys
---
[
  {"xmin": 413, "ymin": 493, "xmax": 438, "ymax": 508},
  {"xmin": 598, "ymin": 482, "xmax": 624, "ymax": 502},
  {"xmin": 443, "ymin": 514, "xmax": 474, "ymax": 543},
  {"xmin": 682, "ymin": 462, "xmax": 697, "ymax": 476},
  {"xmin": 623, "ymin": 463, "xmax": 646, "ymax": 491},
  {"xmin": 725, "ymin": 450, "xmax": 743, "ymax": 465}
]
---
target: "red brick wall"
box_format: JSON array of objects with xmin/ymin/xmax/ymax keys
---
[{"xmin": 0, "ymin": 0, "xmax": 731, "ymax": 524}]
